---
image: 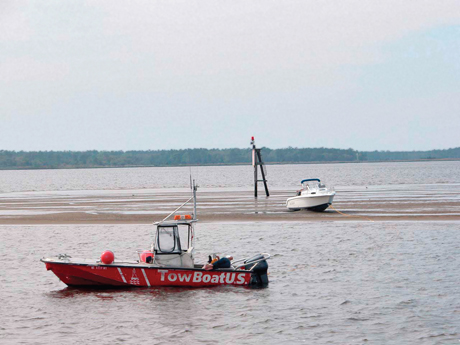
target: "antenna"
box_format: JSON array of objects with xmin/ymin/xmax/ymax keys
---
[
  {"xmin": 189, "ymin": 167, "xmax": 198, "ymax": 219},
  {"xmin": 157, "ymin": 179, "xmax": 198, "ymax": 223},
  {"xmin": 192, "ymin": 179, "xmax": 197, "ymax": 220},
  {"xmin": 189, "ymin": 168, "xmax": 193, "ymax": 194}
]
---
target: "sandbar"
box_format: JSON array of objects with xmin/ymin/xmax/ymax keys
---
[{"xmin": 0, "ymin": 189, "xmax": 459, "ymax": 224}]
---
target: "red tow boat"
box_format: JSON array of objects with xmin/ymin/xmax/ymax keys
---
[{"xmin": 41, "ymin": 182, "xmax": 270, "ymax": 288}]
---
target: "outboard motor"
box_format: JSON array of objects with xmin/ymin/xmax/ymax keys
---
[{"xmin": 245, "ymin": 254, "xmax": 269, "ymax": 288}]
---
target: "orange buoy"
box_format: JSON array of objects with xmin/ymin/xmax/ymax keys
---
[
  {"xmin": 101, "ymin": 250, "xmax": 114, "ymax": 264},
  {"xmin": 140, "ymin": 250, "xmax": 153, "ymax": 263}
]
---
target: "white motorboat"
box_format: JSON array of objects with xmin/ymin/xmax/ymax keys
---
[{"xmin": 286, "ymin": 179, "xmax": 335, "ymax": 212}]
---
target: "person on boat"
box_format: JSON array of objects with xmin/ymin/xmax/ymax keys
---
[
  {"xmin": 203, "ymin": 255, "xmax": 234, "ymax": 270},
  {"xmin": 208, "ymin": 254, "xmax": 219, "ymax": 264}
]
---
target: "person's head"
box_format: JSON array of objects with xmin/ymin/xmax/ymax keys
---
[{"xmin": 226, "ymin": 255, "xmax": 233, "ymax": 261}]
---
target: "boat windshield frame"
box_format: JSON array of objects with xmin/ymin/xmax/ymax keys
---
[
  {"xmin": 154, "ymin": 221, "xmax": 194, "ymax": 254},
  {"xmin": 301, "ymin": 178, "xmax": 321, "ymax": 184},
  {"xmin": 302, "ymin": 179, "xmax": 320, "ymax": 189}
]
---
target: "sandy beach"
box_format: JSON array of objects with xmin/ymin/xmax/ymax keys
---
[{"xmin": 1, "ymin": 188, "xmax": 459, "ymax": 224}]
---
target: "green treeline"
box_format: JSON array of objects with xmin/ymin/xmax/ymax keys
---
[
  {"xmin": 0, "ymin": 147, "xmax": 459, "ymax": 169},
  {"xmin": 363, "ymin": 147, "xmax": 460, "ymax": 161}
]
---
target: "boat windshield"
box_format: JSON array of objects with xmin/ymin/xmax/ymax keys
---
[
  {"xmin": 157, "ymin": 225, "xmax": 181, "ymax": 253},
  {"xmin": 302, "ymin": 181, "xmax": 318, "ymax": 190},
  {"xmin": 178, "ymin": 224, "xmax": 191, "ymax": 249},
  {"xmin": 156, "ymin": 223, "xmax": 192, "ymax": 254}
]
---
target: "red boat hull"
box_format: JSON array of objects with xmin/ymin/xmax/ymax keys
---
[{"xmin": 44, "ymin": 261, "xmax": 252, "ymax": 288}]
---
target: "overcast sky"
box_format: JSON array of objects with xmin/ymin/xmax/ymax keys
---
[{"xmin": 1, "ymin": 1, "xmax": 459, "ymax": 152}]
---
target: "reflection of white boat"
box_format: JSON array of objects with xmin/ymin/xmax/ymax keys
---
[{"xmin": 286, "ymin": 179, "xmax": 335, "ymax": 212}]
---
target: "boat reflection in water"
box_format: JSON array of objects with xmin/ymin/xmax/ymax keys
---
[
  {"xmin": 286, "ymin": 179, "xmax": 336, "ymax": 212},
  {"xmin": 41, "ymin": 182, "xmax": 270, "ymax": 288}
]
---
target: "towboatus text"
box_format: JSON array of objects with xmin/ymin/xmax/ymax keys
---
[{"xmin": 158, "ymin": 270, "xmax": 247, "ymax": 284}]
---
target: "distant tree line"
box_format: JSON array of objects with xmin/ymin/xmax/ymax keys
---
[
  {"xmin": 362, "ymin": 147, "xmax": 460, "ymax": 161},
  {"xmin": 0, "ymin": 147, "xmax": 459, "ymax": 169}
]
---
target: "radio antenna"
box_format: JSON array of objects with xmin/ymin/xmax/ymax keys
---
[{"xmin": 189, "ymin": 167, "xmax": 193, "ymax": 194}]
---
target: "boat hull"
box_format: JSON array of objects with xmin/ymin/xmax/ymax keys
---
[
  {"xmin": 286, "ymin": 193, "xmax": 335, "ymax": 211},
  {"xmin": 43, "ymin": 260, "xmax": 254, "ymax": 288}
]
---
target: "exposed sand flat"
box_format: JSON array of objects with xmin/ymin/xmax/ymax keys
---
[{"xmin": 0, "ymin": 188, "xmax": 459, "ymax": 224}]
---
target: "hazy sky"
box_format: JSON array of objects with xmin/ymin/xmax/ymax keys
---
[{"xmin": 1, "ymin": 1, "xmax": 459, "ymax": 151}]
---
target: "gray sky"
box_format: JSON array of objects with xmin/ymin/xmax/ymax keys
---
[{"xmin": 1, "ymin": 0, "xmax": 459, "ymax": 151}]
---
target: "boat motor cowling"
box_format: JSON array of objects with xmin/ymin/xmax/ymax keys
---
[{"xmin": 244, "ymin": 254, "xmax": 269, "ymax": 288}]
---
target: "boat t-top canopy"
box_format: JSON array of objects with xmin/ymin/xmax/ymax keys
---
[{"xmin": 301, "ymin": 179, "xmax": 321, "ymax": 184}]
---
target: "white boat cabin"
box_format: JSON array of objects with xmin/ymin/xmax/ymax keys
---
[{"xmin": 152, "ymin": 218, "xmax": 196, "ymax": 268}]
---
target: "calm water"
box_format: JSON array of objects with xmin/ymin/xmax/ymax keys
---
[
  {"xmin": 1, "ymin": 222, "xmax": 459, "ymax": 344},
  {"xmin": 1, "ymin": 161, "xmax": 460, "ymax": 344},
  {"xmin": 0, "ymin": 161, "xmax": 459, "ymax": 193}
]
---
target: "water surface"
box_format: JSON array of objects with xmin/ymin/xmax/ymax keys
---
[
  {"xmin": 1, "ymin": 221, "xmax": 459, "ymax": 344},
  {"xmin": 1, "ymin": 161, "xmax": 459, "ymax": 344},
  {"xmin": 1, "ymin": 161, "xmax": 459, "ymax": 193}
]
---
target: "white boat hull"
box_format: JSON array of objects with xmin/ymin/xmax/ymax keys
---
[{"xmin": 286, "ymin": 193, "xmax": 335, "ymax": 211}]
